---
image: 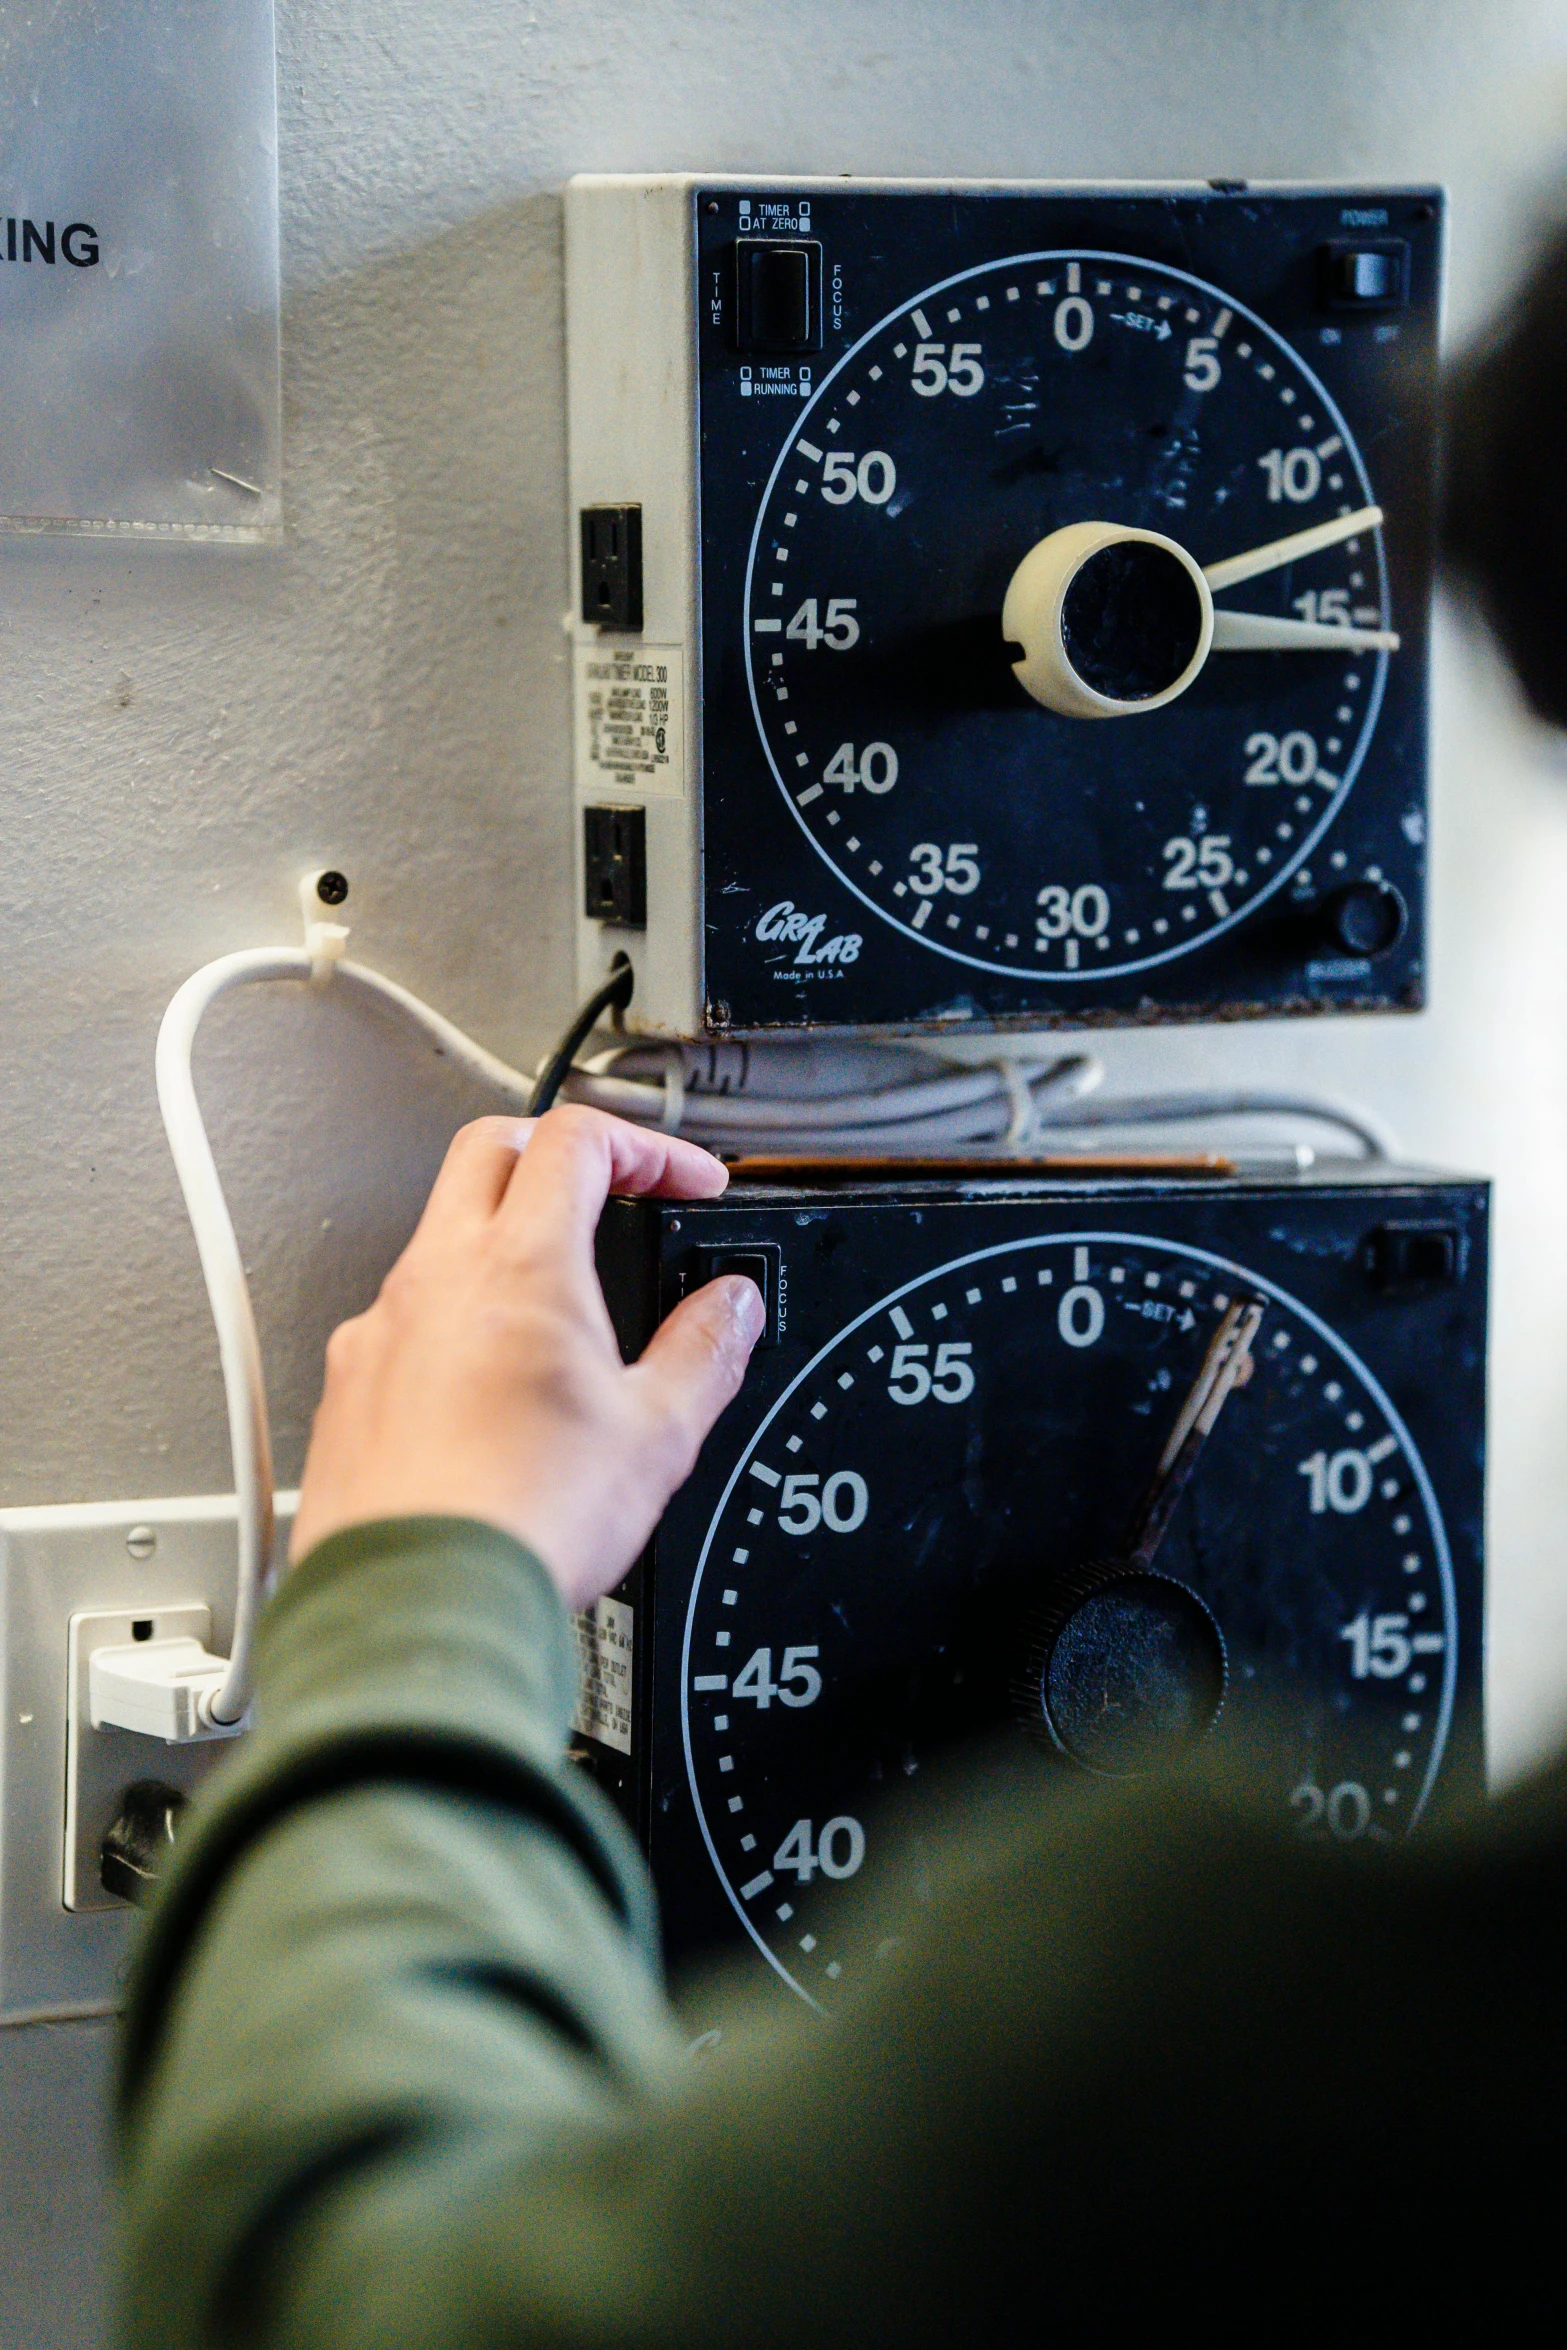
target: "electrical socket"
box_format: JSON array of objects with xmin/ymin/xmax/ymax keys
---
[{"xmin": 0, "ymin": 1493, "xmax": 293, "ymax": 2023}]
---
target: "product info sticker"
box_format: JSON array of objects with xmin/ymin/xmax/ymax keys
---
[{"xmin": 572, "ymin": 1597, "xmax": 635, "ymax": 1756}]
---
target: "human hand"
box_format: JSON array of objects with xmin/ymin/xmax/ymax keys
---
[{"xmin": 289, "ymin": 1107, "xmax": 765, "ymax": 1607}]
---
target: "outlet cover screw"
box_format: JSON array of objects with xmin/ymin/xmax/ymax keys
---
[{"xmin": 126, "ymin": 1525, "xmax": 157, "ymax": 1560}]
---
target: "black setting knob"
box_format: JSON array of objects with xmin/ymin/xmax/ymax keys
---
[
  {"xmin": 100, "ymin": 1780, "xmax": 187, "ymax": 1906},
  {"xmin": 1322, "ymin": 878, "xmax": 1407, "ymax": 961},
  {"xmin": 1013, "ymin": 1561, "xmax": 1228, "ymax": 1776}
]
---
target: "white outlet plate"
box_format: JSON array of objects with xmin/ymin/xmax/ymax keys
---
[{"xmin": 0, "ymin": 1493, "xmax": 294, "ymax": 2023}]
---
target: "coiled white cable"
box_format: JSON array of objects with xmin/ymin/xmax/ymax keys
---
[{"xmin": 157, "ymin": 941, "xmax": 1394, "ymax": 1729}]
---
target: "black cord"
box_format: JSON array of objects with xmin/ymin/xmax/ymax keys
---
[{"xmin": 528, "ymin": 955, "xmax": 635, "ymax": 1117}]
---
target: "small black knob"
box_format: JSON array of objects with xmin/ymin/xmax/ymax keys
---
[
  {"xmin": 1322, "ymin": 879, "xmax": 1407, "ymax": 961},
  {"xmin": 1014, "ymin": 1563, "xmax": 1227, "ymax": 1776},
  {"xmin": 101, "ymin": 1780, "xmax": 187, "ymax": 1906}
]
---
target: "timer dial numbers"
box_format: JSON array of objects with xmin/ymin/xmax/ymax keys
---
[
  {"xmin": 683, "ymin": 1235, "xmax": 1454, "ymax": 2009},
  {"xmin": 744, "ymin": 255, "xmax": 1394, "ymax": 980}
]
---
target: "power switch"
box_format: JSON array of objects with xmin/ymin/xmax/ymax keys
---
[
  {"xmin": 699, "ymin": 1244, "xmax": 782, "ymax": 1345},
  {"xmin": 1362, "ymin": 1221, "xmax": 1462, "ymax": 1294},
  {"xmin": 1318, "ymin": 240, "xmax": 1409, "ymax": 310},
  {"xmin": 735, "ymin": 240, "xmax": 821, "ymax": 352}
]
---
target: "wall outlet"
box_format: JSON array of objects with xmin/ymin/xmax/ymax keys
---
[
  {"xmin": 64, "ymin": 1604, "xmax": 218, "ymax": 1914},
  {"xmin": 0, "ymin": 1494, "xmax": 293, "ymax": 2024}
]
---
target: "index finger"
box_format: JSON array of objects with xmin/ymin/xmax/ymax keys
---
[
  {"xmin": 402, "ymin": 1115, "xmax": 538, "ymax": 1255},
  {"xmin": 498, "ymin": 1105, "xmax": 729, "ymax": 1260}
]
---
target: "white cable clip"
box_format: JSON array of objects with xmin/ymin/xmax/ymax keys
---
[
  {"xmin": 659, "ymin": 1046, "xmax": 687, "ymax": 1135},
  {"xmin": 299, "ymin": 870, "xmax": 351, "ymax": 981},
  {"xmin": 997, "ymin": 1057, "xmax": 1042, "ymax": 1150}
]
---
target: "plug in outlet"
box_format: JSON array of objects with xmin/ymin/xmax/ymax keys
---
[{"xmin": 0, "ymin": 1492, "xmax": 293, "ymax": 2021}]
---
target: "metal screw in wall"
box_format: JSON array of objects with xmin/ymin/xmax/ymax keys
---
[{"xmin": 126, "ymin": 1525, "xmax": 157, "ymax": 1561}]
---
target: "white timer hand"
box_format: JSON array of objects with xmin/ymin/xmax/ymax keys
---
[
  {"xmin": 1202, "ymin": 503, "xmax": 1383, "ymax": 592},
  {"xmin": 1004, "ymin": 502, "xmax": 1397, "ymax": 718},
  {"xmin": 1204, "ymin": 502, "xmax": 1399, "ymax": 652},
  {"xmin": 1210, "ymin": 610, "xmax": 1399, "ymax": 653}
]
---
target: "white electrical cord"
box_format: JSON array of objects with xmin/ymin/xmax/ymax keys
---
[
  {"xmin": 157, "ymin": 949, "xmax": 298, "ymax": 1726},
  {"xmin": 155, "ymin": 928, "xmax": 1395, "ymax": 1732},
  {"xmin": 559, "ymin": 1047, "xmax": 1394, "ymax": 1160},
  {"xmin": 155, "ymin": 945, "xmax": 542, "ymax": 1728}
]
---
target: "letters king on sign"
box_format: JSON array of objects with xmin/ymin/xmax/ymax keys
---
[{"xmin": 3, "ymin": 218, "xmax": 100, "ymax": 268}]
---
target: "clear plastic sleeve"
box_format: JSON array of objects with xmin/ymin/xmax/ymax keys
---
[{"xmin": 0, "ymin": 0, "xmax": 281, "ymax": 541}]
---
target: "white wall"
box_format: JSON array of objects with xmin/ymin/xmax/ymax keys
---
[{"xmin": 6, "ymin": 4, "xmax": 1567, "ymax": 2331}]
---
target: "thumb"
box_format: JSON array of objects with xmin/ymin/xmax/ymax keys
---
[{"xmin": 631, "ymin": 1274, "xmax": 765, "ymax": 1468}]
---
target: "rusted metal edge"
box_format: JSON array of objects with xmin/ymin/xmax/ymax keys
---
[{"xmin": 720, "ymin": 1150, "xmax": 1237, "ymax": 1181}]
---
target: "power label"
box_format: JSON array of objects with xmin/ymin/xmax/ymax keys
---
[
  {"xmin": 574, "ymin": 642, "xmax": 685, "ymax": 797},
  {"xmin": 572, "ymin": 1595, "xmax": 635, "ymax": 1754}
]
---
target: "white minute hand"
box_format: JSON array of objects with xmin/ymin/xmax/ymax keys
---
[
  {"xmin": 1202, "ymin": 502, "xmax": 1398, "ymax": 653},
  {"xmin": 1209, "ymin": 610, "xmax": 1399, "ymax": 653},
  {"xmin": 1203, "ymin": 503, "xmax": 1384, "ymax": 592}
]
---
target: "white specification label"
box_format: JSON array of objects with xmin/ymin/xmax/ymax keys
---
[
  {"xmin": 572, "ymin": 1594, "xmax": 635, "ymax": 1754},
  {"xmin": 574, "ymin": 642, "xmax": 684, "ymax": 797}
]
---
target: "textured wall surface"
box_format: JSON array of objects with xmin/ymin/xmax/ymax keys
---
[{"xmin": 6, "ymin": 3, "xmax": 1567, "ymax": 2335}]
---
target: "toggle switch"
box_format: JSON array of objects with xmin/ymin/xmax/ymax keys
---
[
  {"xmin": 1363, "ymin": 1221, "xmax": 1462, "ymax": 1294},
  {"xmin": 698, "ymin": 1244, "xmax": 782, "ymax": 1345},
  {"xmin": 735, "ymin": 240, "xmax": 821, "ymax": 352},
  {"xmin": 1319, "ymin": 240, "xmax": 1409, "ymax": 311}
]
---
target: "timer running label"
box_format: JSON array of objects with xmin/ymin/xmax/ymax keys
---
[
  {"xmin": 572, "ymin": 1595, "xmax": 635, "ymax": 1753},
  {"xmin": 574, "ymin": 643, "xmax": 684, "ymax": 797}
]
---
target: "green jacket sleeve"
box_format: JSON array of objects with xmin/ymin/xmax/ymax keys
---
[
  {"xmin": 115, "ymin": 1516, "xmax": 1567, "ymax": 2350},
  {"xmin": 114, "ymin": 1518, "xmax": 680, "ymax": 2348}
]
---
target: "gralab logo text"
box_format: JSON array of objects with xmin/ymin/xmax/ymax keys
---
[
  {"xmin": 3, "ymin": 217, "xmax": 99, "ymax": 268},
  {"xmin": 756, "ymin": 900, "xmax": 862, "ymax": 971}
]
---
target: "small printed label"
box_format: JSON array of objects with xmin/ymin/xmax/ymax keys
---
[
  {"xmin": 1306, "ymin": 955, "xmax": 1372, "ymax": 984},
  {"xmin": 739, "ymin": 363, "xmax": 814, "ymax": 399},
  {"xmin": 572, "ymin": 1595, "xmax": 634, "ymax": 1754},
  {"xmin": 737, "ymin": 197, "xmax": 813, "ymax": 234},
  {"xmin": 575, "ymin": 642, "xmax": 684, "ymax": 797}
]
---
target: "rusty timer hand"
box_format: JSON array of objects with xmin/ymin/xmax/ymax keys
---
[
  {"xmin": 1014, "ymin": 1298, "xmax": 1265, "ymax": 1775},
  {"xmin": 1120, "ymin": 1300, "xmax": 1266, "ymax": 1570}
]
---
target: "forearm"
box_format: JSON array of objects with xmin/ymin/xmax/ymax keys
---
[{"xmin": 114, "ymin": 1519, "xmax": 678, "ymax": 2350}]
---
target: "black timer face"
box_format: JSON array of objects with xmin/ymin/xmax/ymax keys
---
[
  {"xmin": 746, "ymin": 254, "xmax": 1390, "ymax": 985},
  {"xmin": 682, "ymin": 1229, "xmax": 1450, "ymax": 2007},
  {"xmin": 691, "ymin": 187, "xmax": 1441, "ymax": 1031},
  {"xmin": 589, "ymin": 1177, "xmax": 1486, "ymax": 2009}
]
